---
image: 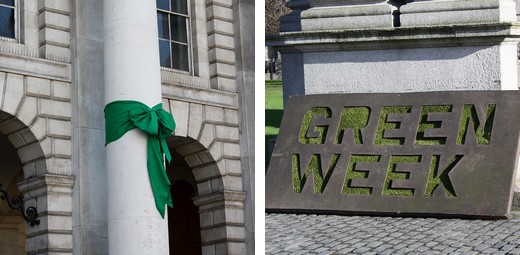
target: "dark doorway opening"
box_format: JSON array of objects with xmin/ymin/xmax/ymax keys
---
[
  {"xmin": 168, "ymin": 181, "xmax": 202, "ymax": 255},
  {"xmin": 167, "ymin": 139, "xmax": 202, "ymax": 255}
]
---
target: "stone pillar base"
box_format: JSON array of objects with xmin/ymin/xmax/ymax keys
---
[
  {"xmin": 18, "ymin": 174, "xmax": 74, "ymax": 255},
  {"xmin": 301, "ymin": 1, "xmax": 393, "ymax": 30},
  {"xmin": 194, "ymin": 191, "xmax": 246, "ymax": 255},
  {"xmin": 400, "ymin": 0, "xmax": 517, "ymax": 27}
]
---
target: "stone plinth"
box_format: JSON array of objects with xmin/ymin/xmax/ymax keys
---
[
  {"xmin": 270, "ymin": 23, "xmax": 520, "ymax": 102},
  {"xmin": 401, "ymin": 0, "xmax": 517, "ymax": 27},
  {"xmin": 281, "ymin": 0, "xmax": 394, "ymax": 32},
  {"xmin": 301, "ymin": 0, "xmax": 393, "ymax": 30}
]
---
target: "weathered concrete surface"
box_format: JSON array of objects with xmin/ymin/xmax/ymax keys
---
[{"xmin": 266, "ymin": 213, "xmax": 520, "ymax": 254}]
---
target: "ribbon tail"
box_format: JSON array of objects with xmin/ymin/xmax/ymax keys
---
[
  {"xmin": 147, "ymin": 136, "xmax": 173, "ymax": 218},
  {"xmin": 161, "ymin": 139, "xmax": 172, "ymax": 163}
]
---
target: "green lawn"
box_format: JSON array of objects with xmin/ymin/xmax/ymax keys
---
[{"xmin": 265, "ymin": 80, "xmax": 283, "ymax": 167}]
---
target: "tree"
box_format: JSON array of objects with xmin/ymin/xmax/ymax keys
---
[{"xmin": 265, "ymin": 0, "xmax": 291, "ymax": 35}]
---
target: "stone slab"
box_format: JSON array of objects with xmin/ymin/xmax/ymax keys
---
[
  {"xmin": 266, "ymin": 91, "xmax": 520, "ymax": 218},
  {"xmin": 300, "ymin": 4, "xmax": 393, "ymax": 30},
  {"xmin": 400, "ymin": 0, "xmax": 517, "ymax": 27}
]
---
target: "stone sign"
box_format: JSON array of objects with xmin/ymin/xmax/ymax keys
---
[{"xmin": 266, "ymin": 91, "xmax": 520, "ymax": 218}]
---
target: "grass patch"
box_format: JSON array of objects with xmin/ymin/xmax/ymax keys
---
[
  {"xmin": 416, "ymin": 105, "xmax": 452, "ymax": 145},
  {"xmin": 457, "ymin": 104, "xmax": 495, "ymax": 145},
  {"xmin": 335, "ymin": 106, "xmax": 370, "ymax": 144},
  {"xmin": 383, "ymin": 155, "xmax": 421, "ymax": 196},
  {"xmin": 292, "ymin": 154, "xmax": 340, "ymax": 193},
  {"xmin": 266, "ymin": 80, "xmax": 283, "ymax": 167},
  {"xmin": 342, "ymin": 155, "xmax": 380, "ymax": 195},
  {"xmin": 375, "ymin": 106, "xmax": 412, "ymax": 145},
  {"xmin": 425, "ymin": 155, "xmax": 462, "ymax": 197}
]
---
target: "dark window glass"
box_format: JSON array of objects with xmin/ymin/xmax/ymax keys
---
[
  {"xmin": 157, "ymin": 13, "xmax": 169, "ymax": 39},
  {"xmin": 157, "ymin": 0, "xmax": 190, "ymax": 71},
  {"xmin": 159, "ymin": 40, "xmax": 172, "ymax": 68},
  {"xmin": 0, "ymin": 0, "xmax": 14, "ymax": 6},
  {"xmin": 172, "ymin": 43, "xmax": 189, "ymax": 72},
  {"xmin": 170, "ymin": 15, "xmax": 187, "ymax": 43},
  {"xmin": 0, "ymin": 6, "xmax": 14, "ymax": 39},
  {"xmin": 171, "ymin": 0, "xmax": 187, "ymax": 15},
  {"xmin": 156, "ymin": 0, "xmax": 169, "ymax": 10}
]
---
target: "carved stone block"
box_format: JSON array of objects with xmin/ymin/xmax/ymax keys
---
[{"xmin": 266, "ymin": 91, "xmax": 520, "ymax": 218}]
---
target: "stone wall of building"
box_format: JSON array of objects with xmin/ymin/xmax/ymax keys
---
[
  {"xmin": 0, "ymin": 0, "xmax": 74, "ymax": 245},
  {"xmin": 0, "ymin": 55, "xmax": 73, "ymax": 254},
  {"xmin": 0, "ymin": 0, "xmax": 253, "ymax": 254}
]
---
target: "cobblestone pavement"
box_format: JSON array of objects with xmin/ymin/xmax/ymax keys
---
[{"xmin": 265, "ymin": 213, "xmax": 520, "ymax": 254}]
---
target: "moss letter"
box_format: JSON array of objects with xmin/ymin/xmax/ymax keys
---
[
  {"xmin": 335, "ymin": 106, "xmax": 371, "ymax": 145},
  {"xmin": 299, "ymin": 107, "xmax": 332, "ymax": 144}
]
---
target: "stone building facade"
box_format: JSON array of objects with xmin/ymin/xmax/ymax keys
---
[{"xmin": 0, "ymin": 0, "xmax": 254, "ymax": 254}]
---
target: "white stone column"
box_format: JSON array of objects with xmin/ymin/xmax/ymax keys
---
[{"xmin": 103, "ymin": 0, "xmax": 169, "ymax": 254}]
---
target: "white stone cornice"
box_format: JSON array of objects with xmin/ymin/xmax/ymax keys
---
[
  {"xmin": 161, "ymin": 82, "xmax": 239, "ymax": 109},
  {"xmin": 269, "ymin": 22, "xmax": 520, "ymax": 52},
  {"xmin": 0, "ymin": 52, "xmax": 71, "ymax": 81}
]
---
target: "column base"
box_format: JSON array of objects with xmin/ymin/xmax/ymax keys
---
[
  {"xmin": 400, "ymin": 0, "xmax": 517, "ymax": 27},
  {"xmin": 301, "ymin": 1, "xmax": 394, "ymax": 30}
]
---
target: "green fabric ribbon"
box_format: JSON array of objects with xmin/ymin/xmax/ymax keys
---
[{"xmin": 104, "ymin": 100, "xmax": 176, "ymax": 218}]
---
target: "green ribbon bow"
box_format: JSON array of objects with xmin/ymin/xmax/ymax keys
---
[{"xmin": 104, "ymin": 100, "xmax": 176, "ymax": 218}]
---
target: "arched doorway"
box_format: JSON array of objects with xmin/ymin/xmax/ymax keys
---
[
  {"xmin": 164, "ymin": 134, "xmax": 247, "ymax": 254},
  {"xmin": 0, "ymin": 132, "xmax": 25, "ymax": 254},
  {"xmin": 167, "ymin": 139, "xmax": 202, "ymax": 254}
]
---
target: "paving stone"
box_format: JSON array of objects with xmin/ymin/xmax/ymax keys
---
[
  {"xmin": 266, "ymin": 213, "xmax": 520, "ymax": 254},
  {"xmin": 502, "ymin": 244, "xmax": 518, "ymax": 252},
  {"xmin": 475, "ymin": 243, "xmax": 492, "ymax": 250},
  {"xmin": 353, "ymin": 246, "xmax": 371, "ymax": 253},
  {"xmin": 508, "ymin": 249, "xmax": 520, "ymax": 255}
]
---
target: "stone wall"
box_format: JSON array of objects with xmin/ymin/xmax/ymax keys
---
[
  {"xmin": 0, "ymin": 68, "xmax": 73, "ymax": 254},
  {"xmin": 0, "ymin": 70, "xmax": 74, "ymax": 253},
  {"xmin": 162, "ymin": 79, "xmax": 247, "ymax": 254},
  {"xmin": 0, "ymin": 0, "xmax": 252, "ymax": 253}
]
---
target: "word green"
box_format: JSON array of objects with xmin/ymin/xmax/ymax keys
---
[{"xmin": 299, "ymin": 104, "xmax": 496, "ymax": 146}]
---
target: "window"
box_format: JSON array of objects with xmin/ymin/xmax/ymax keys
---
[
  {"xmin": 0, "ymin": 0, "xmax": 15, "ymax": 39},
  {"xmin": 157, "ymin": 0, "xmax": 190, "ymax": 73}
]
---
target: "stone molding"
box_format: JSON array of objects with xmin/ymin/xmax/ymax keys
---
[
  {"xmin": 270, "ymin": 22, "xmax": 520, "ymax": 53},
  {"xmin": 400, "ymin": 0, "xmax": 517, "ymax": 27},
  {"xmin": 161, "ymin": 68, "xmax": 211, "ymax": 89},
  {"xmin": 162, "ymin": 82, "xmax": 238, "ymax": 109},
  {"xmin": 281, "ymin": 0, "xmax": 518, "ymax": 31},
  {"xmin": 0, "ymin": 52, "xmax": 71, "ymax": 82},
  {"xmin": 300, "ymin": 1, "xmax": 393, "ymax": 30}
]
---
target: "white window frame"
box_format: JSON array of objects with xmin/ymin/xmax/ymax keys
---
[
  {"xmin": 157, "ymin": 0, "xmax": 193, "ymax": 75},
  {"xmin": 0, "ymin": 0, "xmax": 18, "ymax": 42}
]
